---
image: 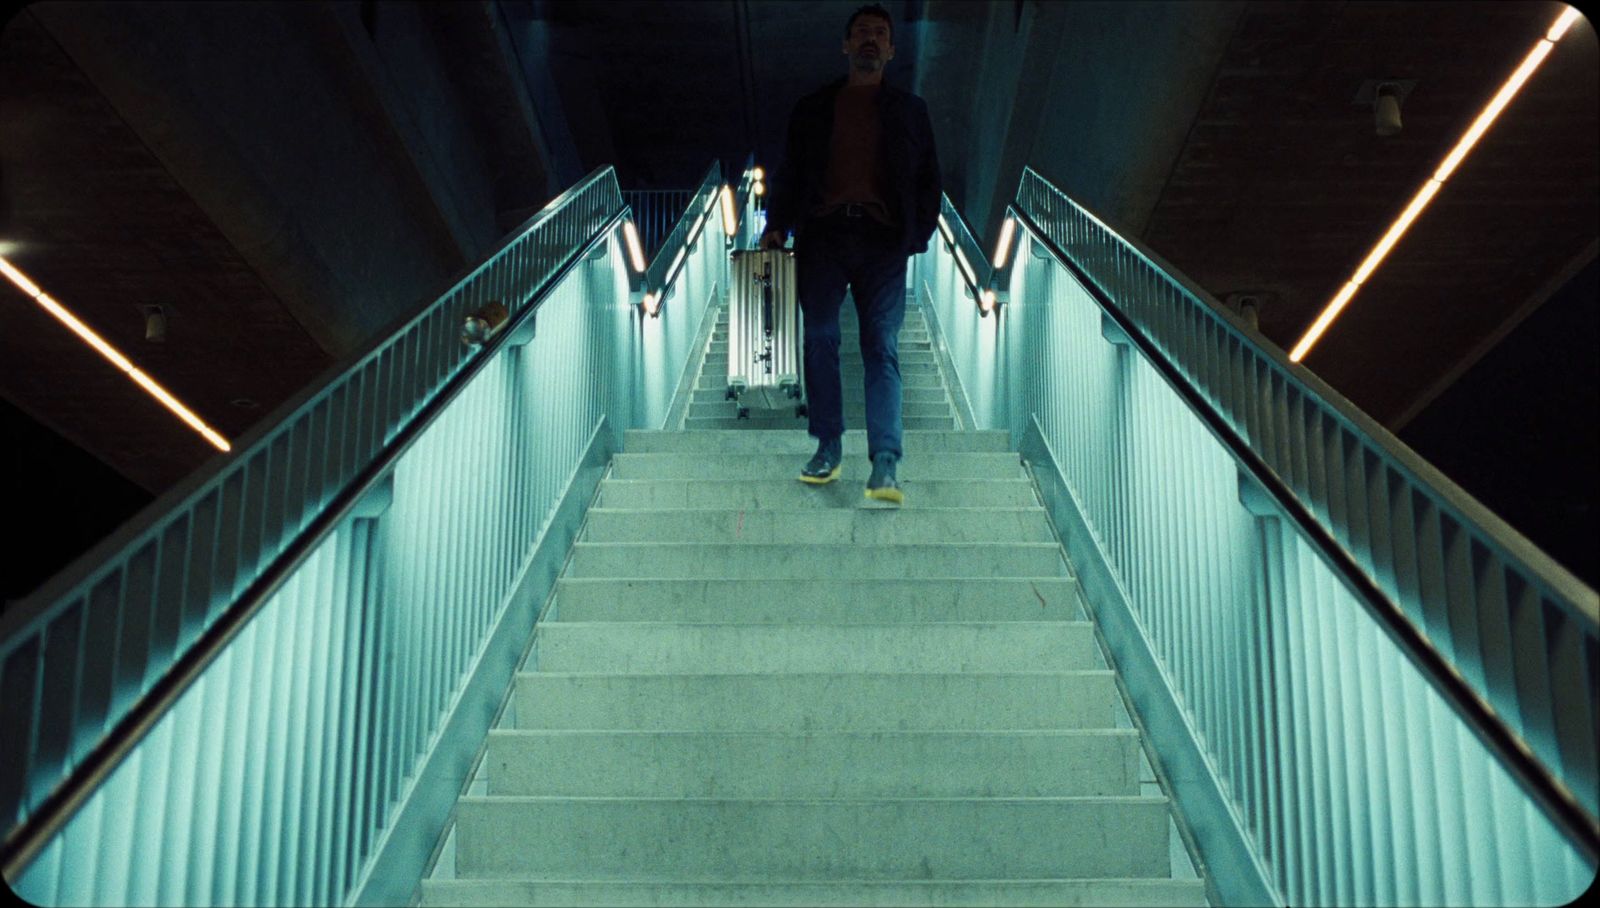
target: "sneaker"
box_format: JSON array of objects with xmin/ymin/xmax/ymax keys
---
[
  {"xmin": 798, "ymin": 437, "xmax": 843, "ymax": 484},
  {"xmin": 864, "ymin": 452, "xmax": 904, "ymax": 505}
]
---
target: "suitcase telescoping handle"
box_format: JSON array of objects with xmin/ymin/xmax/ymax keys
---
[
  {"xmin": 757, "ymin": 260, "xmax": 775, "ymax": 376},
  {"xmin": 760, "ymin": 262, "xmax": 774, "ymax": 339}
]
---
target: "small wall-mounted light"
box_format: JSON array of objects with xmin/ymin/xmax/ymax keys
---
[
  {"xmin": 1375, "ymin": 82, "xmax": 1403, "ymax": 136},
  {"xmin": 461, "ymin": 300, "xmax": 509, "ymax": 346},
  {"xmin": 1354, "ymin": 79, "xmax": 1415, "ymax": 138},
  {"xmin": 979, "ymin": 288, "xmax": 996, "ymax": 316},
  {"xmin": 642, "ymin": 291, "xmax": 661, "ymax": 318},
  {"xmin": 751, "ymin": 166, "xmax": 765, "ymax": 181},
  {"xmin": 752, "ymin": 180, "xmax": 766, "ymax": 196},
  {"xmin": 142, "ymin": 304, "xmax": 167, "ymax": 343}
]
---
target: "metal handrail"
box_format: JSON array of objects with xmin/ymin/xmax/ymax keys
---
[
  {"xmin": 1010, "ymin": 197, "xmax": 1599, "ymax": 865},
  {"xmin": 643, "ymin": 163, "xmax": 723, "ymax": 298},
  {"xmin": 0, "ymin": 168, "xmax": 629, "ymax": 880},
  {"xmin": 936, "ymin": 193, "xmax": 992, "ymax": 298}
]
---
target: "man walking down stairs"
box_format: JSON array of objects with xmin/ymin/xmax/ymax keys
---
[{"xmin": 418, "ymin": 299, "xmax": 1209, "ymax": 906}]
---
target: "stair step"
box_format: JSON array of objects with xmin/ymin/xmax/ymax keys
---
[
  {"xmin": 691, "ymin": 386, "xmax": 948, "ymax": 404},
  {"xmin": 564, "ymin": 543, "xmax": 1067, "ymax": 579},
  {"xmin": 513, "ymin": 671, "xmax": 1121, "ymax": 731},
  {"xmin": 484, "ymin": 729, "xmax": 1141, "ymax": 797},
  {"xmin": 684, "ymin": 416, "xmax": 958, "ymax": 430},
  {"xmin": 551, "ymin": 577, "xmax": 1081, "ymax": 622},
  {"xmin": 597, "ymin": 478, "xmax": 1035, "ymax": 509},
  {"xmin": 710, "ymin": 345, "xmax": 937, "ymax": 360},
  {"xmin": 698, "ymin": 372, "xmax": 946, "ymax": 389},
  {"xmin": 453, "ymin": 795, "xmax": 1172, "ymax": 880},
  {"xmin": 692, "ymin": 401, "xmax": 952, "ymax": 420},
  {"xmin": 422, "ymin": 877, "xmax": 1208, "ymax": 908},
  {"xmin": 535, "ymin": 622, "xmax": 1099, "ymax": 673},
  {"xmin": 580, "ymin": 507, "xmax": 1055, "ymax": 544},
  {"xmin": 707, "ymin": 338, "xmax": 934, "ymax": 350},
  {"xmin": 622, "ymin": 429, "xmax": 1009, "ymax": 453},
  {"xmin": 608, "ymin": 452, "xmax": 1019, "ymax": 480},
  {"xmin": 715, "ymin": 360, "xmax": 942, "ymax": 376}
]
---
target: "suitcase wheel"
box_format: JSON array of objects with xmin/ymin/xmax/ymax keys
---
[
  {"xmin": 737, "ymin": 407, "xmax": 750, "ymax": 420},
  {"xmin": 725, "ymin": 388, "xmax": 738, "ymax": 401}
]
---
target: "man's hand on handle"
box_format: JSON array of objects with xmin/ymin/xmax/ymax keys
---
[{"xmin": 760, "ymin": 230, "xmax": 786, "ymax": 251}]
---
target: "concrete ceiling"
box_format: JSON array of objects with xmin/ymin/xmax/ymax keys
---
[
  {"xmin": 0, "ymin": 0, "xmax": 1595, "ymax": 502},
  {"xmin": 0, "ymin": 10, "xmax": 334, "ymax": 490},
  {"xmin": 1142, "ymin": 0, "xmax": 1599, "ymax": 427}
]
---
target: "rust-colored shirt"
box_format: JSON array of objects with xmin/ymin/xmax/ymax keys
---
[{"xmin": 812, "ymin": 83, "xmax": 894, "ymax": 225}]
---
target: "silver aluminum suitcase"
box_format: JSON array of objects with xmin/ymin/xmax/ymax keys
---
[{"xmin": 727, "ymin": 249, "xmax": 805, "ymax": 416}]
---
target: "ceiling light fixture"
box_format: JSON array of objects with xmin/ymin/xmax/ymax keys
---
[
  {"xmin": 0, "ymin": 254, "xmax": 231, "ymax": 451},
  {"xmin": 1289, "ymin": 4, "xmax": 1583, "ymax": 363}
]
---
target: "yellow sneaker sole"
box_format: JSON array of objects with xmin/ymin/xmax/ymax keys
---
[
  {"xmin": 864, "ymin": 486, "xmax": 904, "ymax": 505},
  {"xmin": 798, "ymin": 465, "xmax": 842, "ymax": 485}
]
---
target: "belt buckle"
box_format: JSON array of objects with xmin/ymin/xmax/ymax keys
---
[{"xmin": 843, "ymin": 203, "xmax": 865, "ymax": 219}]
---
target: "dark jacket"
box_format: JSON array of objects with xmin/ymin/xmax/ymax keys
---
[{"xmin": 766, "ymin": 77, "xmax": 942, "ymax": 256}]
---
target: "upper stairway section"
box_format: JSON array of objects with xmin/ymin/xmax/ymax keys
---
[{"xmin": 683, "ymin": 299, "xmax": 957, "ymax": 432}]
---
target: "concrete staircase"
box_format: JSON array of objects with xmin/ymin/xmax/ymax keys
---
[{"xmin": 419, "ymin": 298, "xmax": 1208, "ymax": 906}]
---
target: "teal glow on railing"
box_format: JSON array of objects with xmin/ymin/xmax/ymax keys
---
[
  {"xmin": 916, "ymin": 168, "xmax": 1597, "ymax": 906},
  {"xmin": 1, "ymin": 163, "xmax": 728, "ymax": 906}
]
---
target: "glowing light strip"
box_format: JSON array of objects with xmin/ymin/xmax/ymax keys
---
[
  {"xmin": 937, "ymin": 214, "xmax": 953, "ymax": 247},
  {"xmin": 992, "ymin": 217, "xmax": 1017, "ymax": 270},
  {"xmin": 980, "ymin": 288, "xmax": 996, "ymax": 313},
  {"xmin": 667, "ymin": 247, "xmax": 687, "ymax": 285},
  {"xmin": 1, "ymin": 254, "xmax": 231, "ymax": 451},
  {"xmin": 1290, "ymin": 5, "xmax": 1582, "ymax": 363},
  {"xmin": 687, "ymin": 213, "xmax": 708, "ymax": 248},
  {"xmin": 621, "ymin": 221, "xmax": 647, "ymax": 273},
  {"xmin": 719, "ymin": 185, "xmax": 737, "ymax": 236}
]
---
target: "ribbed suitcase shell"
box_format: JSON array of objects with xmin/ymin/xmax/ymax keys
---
[{"xmin": 727, "ymin": 250, "xmax": 803, "ymax": 411}]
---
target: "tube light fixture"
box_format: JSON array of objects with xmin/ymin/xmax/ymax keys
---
[
  {"xmin": 642, "ymin": 291, "xmax": 660, "ymax": 317},
  {"xmin": 719, "ymin": 184, "xmax": 737, "ymax": 236},
  {"xmin": 1290, "ymin": 4, "xmax": 1583, "ymax": 363},
  {"xmin": 979, "ymin": 288, "xmax": 996, "ymax": 314},
  {"xmin": 937, "ymin": 213, "xmax": 953, "ymax": 247},
  {"xmin": 687, "ymin": 213, "xmax": 708, "ymax": 248},
  {"xmin": 0, "ymin": 254, "xmax": 231, "ymax": 451},
  {"xmin": 621, "ymin": 220, "xmax": 647, "ymax": 273},
  {"xmin": 993, "ymin": 216, "xmax": 1017, "ymax": 269}
]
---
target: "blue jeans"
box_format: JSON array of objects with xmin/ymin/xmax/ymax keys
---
[{"xmin": 796, "ymin": 214, "xmax": 907, "ymax": 462}]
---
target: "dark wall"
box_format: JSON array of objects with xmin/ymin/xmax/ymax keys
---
[
  {"xmin": 2, "ymin": 397, "xmax": 153, "ymax": 606},
  {"xmin": 1400, "ymin": 257, "xmax": 1600, "ymax": 587}
]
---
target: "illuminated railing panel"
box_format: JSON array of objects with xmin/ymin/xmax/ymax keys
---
[
  {"xmin": 2, "ymin": 164, "xmax": 727, "ymax": 906},
  {"xmin": 915, "ymin": 168, "xmax": 1597, "ymax": 905}
]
